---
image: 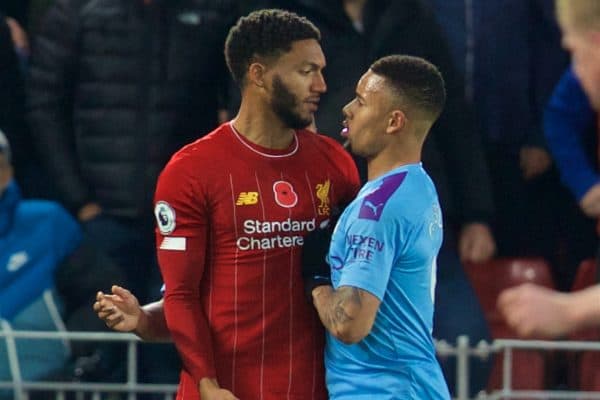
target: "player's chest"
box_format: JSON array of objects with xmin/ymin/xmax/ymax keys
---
[{"xmin": 206, "ymin": 167, "xmax": 339, "ymax": 229}]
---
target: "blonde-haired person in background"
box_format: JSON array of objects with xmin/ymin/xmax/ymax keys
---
[{"xmin": 498, "ymin": 0, "xmax": 600, "ymax": 339}]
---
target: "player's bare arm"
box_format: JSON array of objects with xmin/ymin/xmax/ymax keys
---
[
  {"xmin": 312, "ymin": 285, "xmax": 380, "ymax": 344},
  {"xmin": 498, "ymin": 282, "xmax": 600, "ymax": 338}
]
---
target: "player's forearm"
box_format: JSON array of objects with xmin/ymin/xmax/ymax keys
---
[
  {"xmin": 134, "ymin": 300, "xmax": 171, "ymax": 342},
  {"xmin": 163, "ymin": 294, "xmax": 217, "ymax": 381},
  {"xmin": 312, "ymin": 285, "xmax": 372, "ymax": 344},
  {"xmin": 568, "ymin": 285, "xmax": 600, "ymax": 331}
]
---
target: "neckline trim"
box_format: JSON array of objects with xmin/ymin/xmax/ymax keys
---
[{"xmin": 229, "ymin": 122, "xmax": 299, "ymax": 158}]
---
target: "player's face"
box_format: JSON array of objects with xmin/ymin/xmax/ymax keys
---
[
  {"xmin": 341, "ymin": 70, "xmax": 391, "ymax": 159},
  {"xmin": 561, "ymin": 23, "xmax": 600, "ymax": 110},
  {"xmin": 265, "ymin": 39, "xmax": 327, "ymax": 129}
]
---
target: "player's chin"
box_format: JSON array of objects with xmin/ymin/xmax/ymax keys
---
[{"xmin": 297, "ymin": 114, "xmax": 315, "ymax": 129}]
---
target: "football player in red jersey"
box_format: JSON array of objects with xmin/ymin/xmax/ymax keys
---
[{"xmin": 96, "ymin": 9, "xmax": 359, "ymax": 400}]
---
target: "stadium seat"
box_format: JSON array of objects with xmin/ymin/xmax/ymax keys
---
[
  {"xmin": 464, "ymin": 257, "xmax": 555, "ymax": 395},
  {"xmin": 567, "ymin": 259, "xmax": 600, "ymax": 392}
]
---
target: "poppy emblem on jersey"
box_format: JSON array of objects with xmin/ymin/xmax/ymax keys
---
[
  {"xmin": 154, "ymin": 201, "xmax": 176, "ymax": 235},
  {"xmin": 273, "ymin": 181, "xmax": 298, "ymax": 208},
  {"xmin": 316, "ymin": 180, "xmax": 331, "ymax": 216}
]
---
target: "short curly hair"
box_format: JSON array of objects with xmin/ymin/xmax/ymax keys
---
[
  {"xmin": 225, "ymin": 9, "xmax": 321, "ymax": 87},
  {"xmin": 370, "ymin": 55, "xmax": 446, "ymax": 121}
]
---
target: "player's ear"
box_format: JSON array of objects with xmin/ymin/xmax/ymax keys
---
[
  {"xmin": 248, "ymin": 62, "xmax": 267, "ymax": 88},
  {"xmin": 386, "ymin": 109, "xmax": 406, "ymax": 134}
]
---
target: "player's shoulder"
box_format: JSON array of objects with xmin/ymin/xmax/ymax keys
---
[
  {"xmin": 399, "ymin": 169, "xmax": 439, "ymax": 220},
  {"xmin": 402, "ymin": 165, "xmax": 437, "ymax": 197},
  {"xmin": 374, "ymin": 165, "xmax": 438, "ymax": 220},
  {"xmin": 167, "ymin": 124, "xmax": 231, "ymax": 167}
]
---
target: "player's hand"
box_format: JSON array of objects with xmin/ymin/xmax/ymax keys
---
[
  {"xmin": 519, "ymin": 146, "xmax": 552, "ymax": 180},
  {"xmin": 5, "ymin": 17, "xmax": 29, "ymax": 55},
  {"xmin": 458, "ymin": 223, "xmax": 496, "ymax": 263},
  {"xmin": 497, "ymin": 283, "xmax": 573, "ymax": 339},
  {"xmin": 199, "ymin": 378, "xmax": 239, "ymax": 400},
  {"xmin": 580, "ymin": 183, "xmax": 600, "ymax": 218},
  {"xmin": 78, "ymin": 202, "xmax": 102, "ymax": 222},
  {"xmin": 93, "ymin": 285, "xmax": 141, "ymax": 332}
]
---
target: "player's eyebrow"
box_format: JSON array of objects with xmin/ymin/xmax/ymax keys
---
[{"xmin": 300, "ymin": 61, "xmax": 326, "ymax": 70}]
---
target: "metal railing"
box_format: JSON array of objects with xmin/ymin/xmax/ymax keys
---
[
  {"xmin": 1, "ymin": 330, "xmax": 600, "ymax": 400},
  {"xmin": 0, "ymin": 329, "xmax": 177, "ymax": 400}
]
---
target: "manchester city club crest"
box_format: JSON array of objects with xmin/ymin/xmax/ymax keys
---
[{"xmin": 154, "ymin": 201, "xmax": 176, "ymax": 235}]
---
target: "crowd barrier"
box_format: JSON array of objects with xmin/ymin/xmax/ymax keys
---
[{"xmin": 1, "ymin": 331, "xmax": 599, "ymax": 400}]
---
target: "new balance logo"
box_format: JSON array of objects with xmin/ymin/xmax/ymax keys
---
[{"xmin": 236, "ymin": 192, "xmax": 259, "ymax": 205}]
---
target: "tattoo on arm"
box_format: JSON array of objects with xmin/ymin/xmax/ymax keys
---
[{"xmin": 324, "ymin": 286, "xmax": 363, "ymax": 331}]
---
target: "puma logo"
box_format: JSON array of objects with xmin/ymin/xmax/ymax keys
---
[{"xmin": 364, "ymin": 200, "xmax": 384, "ymax": 216}]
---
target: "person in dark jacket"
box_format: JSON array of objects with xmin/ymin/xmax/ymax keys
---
[
  {"xmin": 0, "ymin": 13, "xmax": 53, "ymax": 199},
  {"xmin": 425, "ymin": 0, "xmax": 595, "ymax": 290},
  {"xmin": 260, "ymin": 0, "xmax": 496, "ymax": 396},
  {"xmin": 26, "ymin": 0, "xmax": 237, "ymax": 387},
  {"xmin": 26, "ymin": 0, "xmax": 235, "ymax": 303},
  {"xmin": 0, "ymin": 15, "xmax": 25, "ymax": 185}
]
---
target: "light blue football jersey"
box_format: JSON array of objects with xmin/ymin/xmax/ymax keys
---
[{"xmin": 325, "ymin": 163, "xmax": 450, "ymax": 399}]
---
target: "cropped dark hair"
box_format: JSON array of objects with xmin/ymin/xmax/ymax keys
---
[
  {"xmin": 370, "ymin": 55, "xmax": 446, "ymax": 120},
  {"xmin": 225, "ymin": 9, "xmax": 321, "ymax": 86}
]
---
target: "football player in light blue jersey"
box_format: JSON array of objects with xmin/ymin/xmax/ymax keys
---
[{"xmin": 302, "ymin": 55, "xmax": 450, "ymax": 399}]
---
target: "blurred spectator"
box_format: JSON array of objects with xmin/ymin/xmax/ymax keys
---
[
  {"xmin": 259, "ymin": 0, "xmax": 496, "ymax": 396},
  {"xmin": 27, "ymin": 0, "xmax": 234, "ymax": 307},
  {"xmin": 545, "ymin": 67, "xmax": 600, "ymax": 224},
  {"xmin": 0, "ymin": 2, "xmax": 29, "ymax": 28},
  {"xmin": 0, "ymin": 129, "xmax": 78, "ymax": 398},
  {"xmin": 0, "ymin": 15, "xmax": 24, "ymax": 172},
  {"xmin": 425, "ymin": 0, "xmax": 596, "ymax": 290},
  {"xmin": 26, "ymin": 0, "xmax": 237, "ymax": 387},
  {"xmin": 497, "ymin": 0, "xmax": 600, "ymax": 343},
  {"xmin": 0, "ymin": 13, "xmax": 54, "ymax": 199},
  {"xmin": 0, "ymin": 128, "xmax": 128, "ymax": 396}
]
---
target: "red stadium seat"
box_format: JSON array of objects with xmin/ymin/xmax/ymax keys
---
[
  {"xmin": 464, "ymin": 257, "xmax": 555, "ymax": 395},
  {"xmin": 571, "ymin": 259, "xmax": 597, "ymax": 292},
  {"xmin": 567, "ymin": 259, "xmax": 600, "ymax": 392}
]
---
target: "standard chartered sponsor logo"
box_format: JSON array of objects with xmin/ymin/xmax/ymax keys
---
[{"xmin": 236, "ymin": 218, "xmax": 316, "ymax": 250}]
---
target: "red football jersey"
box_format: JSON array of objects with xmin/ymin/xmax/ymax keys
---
[{"xmin": 153, "ymin": 123, "xmax": 360, "ymax": 400}]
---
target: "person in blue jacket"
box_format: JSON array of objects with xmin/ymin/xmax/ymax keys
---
[
  {"xmin": 0, "ymin": 129, "xmax": 81, "ymax": 396},
  {"xmin": 544, "ymin": 67, "xmax": 600, "ymax": 220},
  {"xmin": 497, "ymin": 0, "xmax": 600, "ymax": 343}
]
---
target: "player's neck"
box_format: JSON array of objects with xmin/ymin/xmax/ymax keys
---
[
  {"xmin": 233, "ymin": 101, "xmax": 296, "ymax": 150},
  {"xmin": 367, "ymin": 148, "xmax": 421, "ymax": 181}
]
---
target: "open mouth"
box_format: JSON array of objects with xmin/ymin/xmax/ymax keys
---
[{"xmin": 341, "ymin": 121, "xmax": 349, "ymax": 137}]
